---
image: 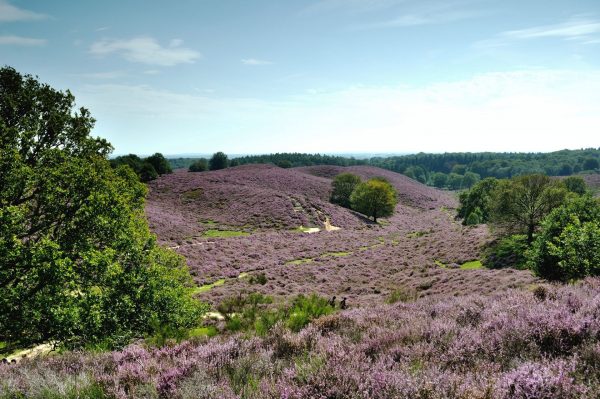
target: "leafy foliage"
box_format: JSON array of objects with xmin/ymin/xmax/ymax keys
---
[
  {"xmin": 110, "ymin": 153, "xmax": 172, "ymax": 182},
  {"xmin": 490, "ymin": 174, "xmax": 568, "ymax": 243},
  {"xmin": 330, "ymin": 173, "xmax": 361, "ymax": 208},
  {"xmin": 457, "ymin": 177, "xmax": 499, "ymax": 225},
  {"xmin": 528, "ymin": 195, "xmax": 600, "ymax": 281},
  {"xmin": 350, "ymin": 178, "xmax": 397, "ymax": 222},
  {"xmin": 209, "ymin": 151, "xmax": 228, "ymax": 171},
  {"xmin": 0, "ymin": 66, "xmax": 206, "ymax": 350},
  {"xmin": 188, "ymin": 158, "xmax": 208, "ymax": 172},
  {"xmin": 563, "ymin": 176, "xmax": 587, "ymax": 195},
  {"xmin": 145, "ymin": 152, "xmax": 172, "ymax": 175}
]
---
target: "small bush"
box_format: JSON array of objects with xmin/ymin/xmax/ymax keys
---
[
  {"xmin": 385, "ymin": 287, "xmax": 418, "ymax": 304},
  {"xmin": 248, "ymin": 273, "xmax": 268, "ymax": 285},
  {"xmin": 484, "ymin": 234, "xmax": 529, "ymax": 269}
]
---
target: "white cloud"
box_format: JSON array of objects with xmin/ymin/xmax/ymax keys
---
[
  {"xmin": 0, "ymin": 0, "xmax": 47, "ymax": 22},
  {"xmin": 354, "ymin": 9, "xmax": 482, "ymax": 30},
  {"xmin": 77, "ymin": 70, "xmax": 600, "ymax": 154},
  {"xmin": 502, "ymin": 18, "xmax": 600, "ymax": 40},
  {"xmin": 477, "ymin": 17, "xmax": 600, "ymax": 48},
  {"xmin": 241, "ymin": 58, "xmax": 273, "ymax": 66},
  {"xmin": 0, "ymin": 35, "xmax": 45, "ymax": 46},
  {"xmin": 89, "ymin": 37, "xmax": 200, "ymax": 66}
]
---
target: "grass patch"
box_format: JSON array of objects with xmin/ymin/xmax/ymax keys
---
[
  {"xmin": 407, "ymin": 230, "xmax": 429, "ymax": 238},
  {"xmin": 202, "ymin": 229, "xmax": 249, "ymax": 238},
  {"xmin": 182, "ymin": 188, "xmax": 203, "ymax": 201},
  {"xmin": 188, "ymin": 326, "xmax": 218, "ymax": 338},
  {"xmin": 322, "ymin": 251, "xmax": 351, "ymax": 258},
  {"xmin": 237, "ymin": 272, "xmax": 249, "ymax": 279},
  {"xmin": 194, "ymin": 279, "xmax": 226, "ymax": 294},
  {"xmin": 386, "ymin": 287, "xmax": 418, "ymax": 304},
  {"xmin": 434, "ymin": 259, "xmax": 447, "ymax": 268},
  {"xmin": 286, "ymin": 258, "xmax": 314, "ymax": 265},
  {"xmin": 460, "ymin": 260, "xmax": 483, "ymax": 270}
]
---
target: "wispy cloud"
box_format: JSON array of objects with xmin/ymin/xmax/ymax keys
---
[
  {"xmin": 477, "ymin": 17, "xmax": 600, "ymax": 48},
  {"xmin": 89, "ymin": 37, "xmax": 200, "ymax": 66},
  {"xmin": 502, "ymin": 18, "xmax": 600, "ymax": 40},
  {"xmin": 95, "ymin": 26, "xmax": 110, "ymax": 32},
  {"xmin": 0, "ymin": 0, "xmax": 47, "ymax": 22},
  {"xmin": 0, "ymin": 35, "xmax": 46, "ymax": 46},
  {"xmin": 355, "ymin": 9, "xmax": 484, "ymax": 30},
  {"xmin": 78, "ymin": 71, "xmax": 124, "ymax": 79},
  {"xmin": 241, "ymin": 58, "xmax": 273, "ymax": 66}
]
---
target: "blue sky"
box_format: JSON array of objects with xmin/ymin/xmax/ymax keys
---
[{"xmin": 1, "ymin": 0, "xmax": 599, "ymax": 155}]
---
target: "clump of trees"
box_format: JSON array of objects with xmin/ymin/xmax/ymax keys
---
[
  {"xmin": 458, "ymin": 171, "xmax": 600, "ymax": 281},
  {"xmin": 110, "ymin": 152, "xmax": 172, "ymax": 182},
  {"xmin": 0, "ymin": 66, "xmax": 206, "ymax": 351},
  {"xmin": 330, "ymin": 174, "xmax": 397, "ymax": 222},
  {"xmin": 189, "ymin": 158, "xmax": 208, "ymax": 172}
]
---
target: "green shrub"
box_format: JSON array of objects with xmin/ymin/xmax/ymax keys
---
[
  {"xmin": 484, "ymin": 234, "xmax": 529, "ymax": 269},
  {"xmin": 528, "ymin": 195, "xmax": 600, "ymax": 281}
]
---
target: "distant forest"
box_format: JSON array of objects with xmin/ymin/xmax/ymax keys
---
[{"xmin": 168, "ymin": 149, "xmax": 600, "ymax": 189}]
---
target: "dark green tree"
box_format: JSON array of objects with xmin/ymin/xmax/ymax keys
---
[
  {"xmin": 563, "ymin": 176, "xmax": 587, "ymax": 195},
  {"xmin": 528, "ymin": 195, "xmax": 600, "ymax": 281},
  {"xmin": 110, "ymin": 154, "xmax": 158, "ymax": 182},
  {"xmin": 457, "ymin": 177, "xmax": 499, "ymax": 225},
  {"xmin": 430, "ymin": 172, "xmax": 448, "ymax": 188},
  {"xmin": 209, "ymin": 151, "xmax": 228, "ymax": 170},
  {"xmin": 0, "ymin": 66, "xmax": 206, "ymax": 350},
  {"xmin": 188, "ymin": 159, "xmax": 208, "ymax": 172},
  {"xmin": 490, "ymin": 174, "xmax": 568, "ymax": 244},
  {"xmin": 583, "ymin": 157, "xmax": 599, "ymax": 171},
  {"xmin": 350, "ymin": 178, "xmax": 397, "ymax": 222},
  {"xmin": 145, "ymin": 152, "xmax": 172, "ymax": 175},
  {"xmin": 330, "ymin": 173, "xmax": 361, "ymax": 208}
]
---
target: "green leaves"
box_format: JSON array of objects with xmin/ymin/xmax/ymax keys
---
[
  {"xmin": 350, "ymin": 178, "xmax": 397, "ymax": 222},
  {"xmin": 0, "ymin": 66, "xmax": 206, "ymax": 351}
]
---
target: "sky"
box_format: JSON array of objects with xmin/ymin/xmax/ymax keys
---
[{"xmin": 1, "ymin": 0, "xmax": 599, "ymax": 155}]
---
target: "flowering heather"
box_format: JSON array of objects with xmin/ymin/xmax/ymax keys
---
[
  {"xmin": 145, "ymin": 165, "xmax": 535, "ymax": 306},
  {"xmin": 3, "ymin": 280, "xmax": 600, "ymax": 398}
]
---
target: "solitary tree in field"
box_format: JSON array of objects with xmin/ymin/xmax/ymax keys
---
[
  {"xmin": 490, "ymin": 174, "xmax": 568, "ymax": 244},
  {"xmin": 330, "ymin": 173, "xmax": 361, "ymax": 208},
  {"xmin": 350, "ymin": 178, "xmax": 397, "ymax": 222},
  {"xmin": 209, "ymin": 151, "xmax": 228, "ymax": 170},
  {"xmin": 0, "ymin": 66, "xmax": 206, "ymax": 350}
]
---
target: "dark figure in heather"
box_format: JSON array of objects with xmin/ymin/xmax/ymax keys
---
[
  {"xmin": 329, "ymin": 296, "xmax": 336, "ymax": 307},
  {"xmin": 340, "ymin": 297, "xmax": 347, "ymax": 310},
  {"xmin": 1, "ymin": 358, "xmax": 7, "ymax": 364}
]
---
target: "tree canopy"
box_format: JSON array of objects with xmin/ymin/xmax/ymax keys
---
[
  {"xmin": 330, "ymin": 173, "xmax": 361, "ymax": 209},
  {"xmin": 0, "ymin": 66, "xmax": 205, "ymax": 350},
  {"xmin": 209, "ymin": 151, "xmax": 228, "ymax": 170},
  {"xmin": 490, "ymin": 174, "xmax": 568, "ymax": 244},
  {"xmin": 189, "ymin": 158, "xmax": 208, "ymax": 172},
  {"xmin": 528, "ymin": 195, "xmax": 600, "ymax": 281},
  {"xmin": 350, "ymin": 178, "xmax": 397, "ymax": 222}
]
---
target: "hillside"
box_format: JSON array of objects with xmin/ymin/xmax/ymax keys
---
[{"xmin": 145, "ymin": 165, "xmax": 537, "ymax": 307}]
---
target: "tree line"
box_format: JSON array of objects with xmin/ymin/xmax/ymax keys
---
[{"xmin": 166, "ymin": 150, "xmax": 600, "ymax": 189}]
